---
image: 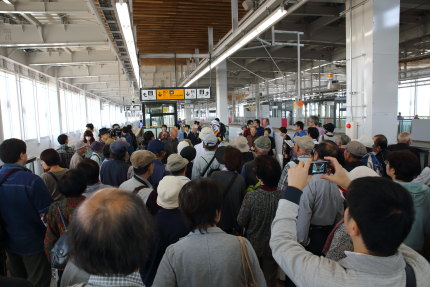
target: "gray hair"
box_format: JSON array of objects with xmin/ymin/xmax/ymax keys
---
[{"xmin": 398, "ymin": 132, "xmax": 411, "ymax": 142}]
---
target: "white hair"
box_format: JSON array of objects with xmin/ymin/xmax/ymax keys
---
[{"xmin": 397, "ymin": 132, "xmax": 411, "ymax": 143}]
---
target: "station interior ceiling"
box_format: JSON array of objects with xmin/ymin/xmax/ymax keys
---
[{"xmin": 0, "ymin": 0, "xmax": 429, "ymax": 106}]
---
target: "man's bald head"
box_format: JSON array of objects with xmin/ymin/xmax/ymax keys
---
[
  {"xmin": 69, "ymin": 188, "xmax": 153, "ymax": 275},
  {"xmin": 170, "ymin": 127, "xmax": 178, "ymax": 138},
  {"xmin": 398, "ymin": 132, "xmax": 411, "ymax": 145}
]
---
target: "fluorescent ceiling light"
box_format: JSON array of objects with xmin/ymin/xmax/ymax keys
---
[
  {"xmin": 116, "ymin": 2, "xmax": 140, "ymax": 87},
  {"xmin": 184, "ymin": 7, "xmax": 287, "ymax": 87}
]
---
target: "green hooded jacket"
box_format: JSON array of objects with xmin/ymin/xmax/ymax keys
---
[{"xmin": 396, "ymin": 181, "xmax": 430, "ymax": 251}]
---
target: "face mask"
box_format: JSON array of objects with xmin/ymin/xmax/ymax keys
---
[{"xmin": 85, "ymin": 136, "xmax": 91, "ymax": 141}]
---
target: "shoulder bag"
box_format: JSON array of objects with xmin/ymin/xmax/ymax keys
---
[
  {"xmin": 223, "ymin": 173, "xmax": 242, "ymax": 235},
  {"xmin": 237, "ymin": 236, "xmax": 258, "ymax": 287},
  {"xmin": 48, "ymin": 171, "xmax": 59, "ymax": 182},
  {"xmin": 50, "ymin": 206, "xmax": 70, "ymax": 269},
  {"xmin": 405, "ymin": 262, "xmax": 416, "ymax": 287},
  {"xmin": 200, "ymin": 154, "xmax": 217, "ymax": 177},
  {"xmin": 132, "ymin": 175, "xmax": 149, "ymax": 194}
]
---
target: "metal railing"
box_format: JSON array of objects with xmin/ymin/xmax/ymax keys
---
[
  {"xmin": 25, "ymin": 157, "xmax": 37, "ymax": 173},
  {"xmin": 0, "ymin": 156, "xmax": 37, "ymax": 172}
]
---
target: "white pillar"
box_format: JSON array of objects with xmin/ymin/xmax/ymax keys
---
[
  {"xmin": 232, "ymin": 95, "xmax": 236, "ymax": 123},
  {"xmin": 346, "ymin": 0, "xmax": 400, "ymax": 142},
  {"xmin": 216, "ymin": 60, "xmax": 229, "ymax": 123},
  {"xmin": 255, "ymin": 83, "xmax": 260, "ymax": 119},
  {"xmin": 185, "ymin": 102, "xmax": 192, "ymax": 123}
]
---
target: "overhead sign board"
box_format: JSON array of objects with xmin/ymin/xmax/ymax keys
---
[
  {"xmin": 140, "ymin": 87, "xmax": 211, "ymax": 101},
  {"xmin": 156, "ymin": 89, "xmax": 185, "ymax": 100},
  {"xmin": 197, "ymin": 88, "xmax": 211, "ymax": 99},
  {"xmin": 140, "ymin": 89, "xmax": 156, "ymax": 101},
  {"xmin": 185, "ymin": 88, "xmax": 196, "ymax": 99}
]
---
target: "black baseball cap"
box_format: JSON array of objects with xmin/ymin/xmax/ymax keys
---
[{"xmin": 99, "ymin": 128, "xmax": 110, "ymax": 136}]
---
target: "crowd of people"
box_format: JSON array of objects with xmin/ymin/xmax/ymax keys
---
[{"xmin": 0, "ymin": 115, "xmax": 430, "ymax": 287}]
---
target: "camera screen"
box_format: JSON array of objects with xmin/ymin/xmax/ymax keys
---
[{"xmin": 310, "ymin": 162, "xmax": 327, "ymax": 174}]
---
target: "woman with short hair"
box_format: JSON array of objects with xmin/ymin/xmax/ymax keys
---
[
  {"xmin": 44, "ymin": 169, "xmax": 87, "ymax": 285},
  {"xmin": 386, "ymin": 150, "xmax": 430, "ymax": 252},
  {"xmin": 210, "ymin": 146, "xmax": 246, "ymax": 235},
  {"xmin": 40, "ymin": 148, "xmax": 68, "ymax": 201},
  {"xmin": 237, "ymin": 155, "xmax": 282, "ymax": 286},
  {"xmin": 153, "ymin": 178, "xmax": 266, "ymax": 287}
]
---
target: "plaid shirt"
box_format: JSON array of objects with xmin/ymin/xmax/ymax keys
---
[
  {"xmin": 56, "ymin": 144, "xmax": 75, "ymax": 168},
  {"xmin": 86, "ymin": 272, "xmax": 144, "ymax": 286},
  {"xmin": 44, "ymin": 196, "xmax": 86, "ymax": 256},
  {"xmin": 277, "ymin": 155, "xmax": 311, "ymax": 191}
]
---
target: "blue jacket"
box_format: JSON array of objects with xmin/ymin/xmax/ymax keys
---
[
  {"xmin": 100, "ymin": 159, "xmax": 131, "ymax": 187},
  {"xmin": 148, "ymin": 160, "xmax": 169, "ymax": 190},
  {"xmin": 0, "ymin": 164, "xmax": 53, "ymax": 255},
  {"xmin": 256, "ymin": 126, "xmax": 264, "ymax": 137},
  {"xmin": 187, "ymin": 132, "xmax": 201, "ymax": 146},
  {"xmin": 141, "ymin": 208, "xmax": 190, "ymax": 286}
]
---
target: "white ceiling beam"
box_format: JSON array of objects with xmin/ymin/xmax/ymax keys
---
[
  {"xmin": 139, "ymin": 53, "xmax": 210, "ymax": 59},
  {"xmin": 80, "ymin": 82, "xmax": 131, "ymax": 90},
  {"xmin": 0, "ymin": 23, "xmax": 108, "ymax": 47},
  {"xmin": 0, "ymin": 1, "xmax": 91, "ymax": 15},
  {"xmin": 55, "ymin": 63, "xmax": 124, "ymax": 78},
  {"xmin": 26, "ymin": 50, "xmax": 117, "ymax": 66},
  {"xmin": 2, "ymin": 0, "xmax": 15, "ymax": 6},
  {"xmin": 19, "ymin": 13, "xmax": 42, "ymax": 26},
  {"xmin": 70, "ymin": 75, "xmax": 128, "ymax": 84}
]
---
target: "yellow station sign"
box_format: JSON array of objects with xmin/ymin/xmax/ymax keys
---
[{"xmin": 156, "ymin": 89, "xmax": 185, "ymax": 100}]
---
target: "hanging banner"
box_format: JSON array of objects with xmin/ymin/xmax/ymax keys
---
[{"xmin": 140, "ymin": 87, "xmax": 211, "ymax": 101}]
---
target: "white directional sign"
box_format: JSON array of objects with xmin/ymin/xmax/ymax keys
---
[
  {"xmin": 140, "ymin": 89, "xmax": 156, "ymax": 101},
  {"xmin": 197, "ymin": 88, "xmax": 211, "ymax": 99},
  {"xmin": 185, "ymin": 88, "xmax": 197, "ymax": 99}
]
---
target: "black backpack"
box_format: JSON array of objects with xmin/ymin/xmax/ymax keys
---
[{"xmin": 219, "ymin": 122, "xmax": 226, "ymax": 137}]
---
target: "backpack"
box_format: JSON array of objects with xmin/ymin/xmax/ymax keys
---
[
  {"xmin": 50, "ymin": 206, "xmax": 70, "ymax": 270},
  {"xmin": 219, "ymin": 122, "xmax": 226, "ymax": 137},
  {"xmin": 361, "ymin": 153, "xmax": 384, "ymax": 176}
]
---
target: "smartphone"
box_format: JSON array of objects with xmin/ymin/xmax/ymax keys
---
[
  {"xmin": 309, "ymin": 160, "xmax": 330, "ymax": 175},
  {"xmin": 285, "ymin": 140, "xmax": 294, "ymax": 148}
]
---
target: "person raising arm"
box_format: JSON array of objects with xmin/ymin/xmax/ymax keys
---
[{"xmin": 270, "ymin": 157, "xmax": 430, "ymax": 287}]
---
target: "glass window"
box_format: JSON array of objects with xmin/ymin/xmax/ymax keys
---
[
  {"xmin": 101, "ymin": 103, "xmax": 110, "ymax": 127},
  {"xmin": 0, "ymin": 71, "xmax": 21, "ymax": 139},
  {"xmin": 48, "ymin": 83, "xmax": 60, "ymax": 138},
  {"xmin": 398, "ymin": 86, "xmax": 415, "ymax": 117},
  {"xmin": 416, "ymin": 85, "xmax": 430, "ymax": 117},
  {"xmin": 36, "ymin": 82, "xmax": 49, "ymax": 137},
  {"xmin": 20, "ymin": 77, "xmax": 37, "ymax": 139},
  {"xmin": 79, "ymin": 93, "xmax": 87, "ymax": 131},
  {"xmin": 59, "ymin": 89, "xmax": 67, "ymax": 132}
]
